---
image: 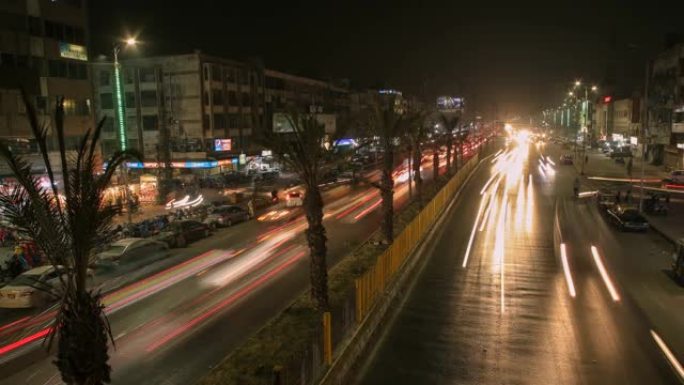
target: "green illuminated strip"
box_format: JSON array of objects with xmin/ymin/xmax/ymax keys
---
[{"xmin": 114, "ymin": 63, "xmax": 127, "ymax": 150}]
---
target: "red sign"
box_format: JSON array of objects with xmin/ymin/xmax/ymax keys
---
[{"xmin": 603, "ymin": 96, "xmax": 612, "ymax": 104}]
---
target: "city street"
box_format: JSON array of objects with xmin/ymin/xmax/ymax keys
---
[
  {"xmin": 360, "ymin": 138, "xmax": 683, "ymax": 384},
  {"xmin": 0, "ymin": 153, "xmax": 450, "ymax": 385}
]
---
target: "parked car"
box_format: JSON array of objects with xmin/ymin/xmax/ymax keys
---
[
  {"xmin": 596, "ymin": 189, "xmax": 618, "ymax": 213},
  {"xmin": 204, "ymin": 205, "xmax": 250, "ymax": 228},
  {"xmin": 609, "ymin": 147, "xmax": 632, "ymax": 158},
  {"xmin": 0, "ymin": 265, "xmax": 92, "ymax": 308},
  {"xmin": 286, "ymin": 191, "xmax": 304, "ymax": 207},
  {"xmin": 663, "ymin": 170, "xmax": 684, "ymax": 185},
  {"xmin": 606, "ymin": 204, "xmax": 649, "ymax": 231},
  {"xmin": 95, "ymin": 237, "xmax": 169, "ymax": 266},
  {"xmin": 559, "ymin": 154, "xmax": 574, "ymax": 165},
  {"xmin": 154, "ymin": 220, "xmax": 211, "ymax": 248},
  {"xmin": 672, "ymin": 238, "xmax": 684, "ymax": 285}
]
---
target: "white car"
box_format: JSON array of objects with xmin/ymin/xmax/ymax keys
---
[
  {"xmin": 0, "ymin": 265, "xmax": 82, "ymax": 308},
  {"xmin": 95, "ymin": 237, "xmax": 169, "ymax": 265},
  {"xmin": 667, "ymin": 170, "xmax": 684, "ymax": 185}
]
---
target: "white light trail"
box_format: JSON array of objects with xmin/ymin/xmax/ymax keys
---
[
  {"xmin": 462, "ymin": 193, "xmax": 488, "ymax": 268},
  {"xmin": 651, "ymin": 330, "xmax": 684, "ymax": 380},
  {"xmin": 480, "ymin": 173, "xmax": 497, "ymax": 195},
  {"xmin": 560, "ymin": 243, "xmax": 576, "ymax": 298},
  {"xmin": 494, "ymin": 196, "xmax": 507, "ymax": 313},
  {"xmin": 590, "ymin": 245, "xmax": 620, "ymax": 302}
]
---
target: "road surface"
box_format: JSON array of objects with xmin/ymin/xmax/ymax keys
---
[{"xmin": 360, "ymin": 137, "xmax": 683, "ymax": 385}]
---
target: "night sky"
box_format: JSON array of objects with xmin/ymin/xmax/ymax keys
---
[{"xmin": 90, "ymin": 0, "xmax": 684, "ymax": 119}]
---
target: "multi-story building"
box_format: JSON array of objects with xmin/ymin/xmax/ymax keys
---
[
  {"xmin": 93, "ymin": 52, "xmax": 354, "ymax": 172},
  {"xmin": 93, "ymin": 52, "xmax": 264, "ymax": 167},
  {"xmin": 647, "ymin": 43, "xmax": 684, "ymax": 167},
  {"xmin": 0, "ymin": 0, "xmax": 92, "ymax": 165}
]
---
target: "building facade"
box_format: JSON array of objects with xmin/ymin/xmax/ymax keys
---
[
  {"xmin": 647, "ymin": 43, "xmax": 684, "ymax": 167},
  {"xmin": 93, "ymin": 52, "xmax": 355, "ymax": 170},
  {"xmin": 0, "ymin": 0, "xmax": 92, "ymax": 156}
]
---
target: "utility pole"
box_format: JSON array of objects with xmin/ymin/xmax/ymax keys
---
[{"xmin": 639, "ymin": 61, "xmax": 651, "ymax": 213}]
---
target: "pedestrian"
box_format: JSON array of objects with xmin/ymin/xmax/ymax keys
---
[
  {"xmin": 247, "ymin": 199, "xmax": 255, "ymax": 218},
  {"xmin": 616, "ymin": 191, "xmax": 621, "ymax": 203},
  {"xmin": 625, "ymin": 190, "xmax": 631, "ymax": 203},
  {"xmin": 626, "ymin": 157, "xmax": 633, "ymax": 178},
  {"xmin": 585, "ymin": 155, "xmax": 589, "ymax": 164}
]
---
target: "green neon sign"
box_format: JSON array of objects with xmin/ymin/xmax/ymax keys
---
[{"xmin": 114, "ymin": 63, "xmax": 127, "ymax": 150}]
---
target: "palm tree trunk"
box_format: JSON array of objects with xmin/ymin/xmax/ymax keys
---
[
  {"xmin": 433, "ymin": 151, "xmax": 439, "ymax": 181},
  {"xmin": 413, "ymin": 143, "xmax": 423, "ymax": 206},
  {"xmin": 381, "ymin": 147, "xmax": 394, "ymax": 244},
  {"xmin": 303, "ymin": 184, "xmax": 329, "ymax": 310},
  {"xmin": 445, "ymin": 134, "xmax": 452, "ymax": 175}
]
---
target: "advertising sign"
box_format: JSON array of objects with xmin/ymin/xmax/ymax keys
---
[
  {"xmin": 59, "ymin": 42, "xmax": 88, "ymax": 61},
  {"xmin": 437, "ymin": 96, "xmax": 465, "ymax": 112},
  {"xmin": 214, "ymin": 138, "xmax": 232, "ymax": 152}
]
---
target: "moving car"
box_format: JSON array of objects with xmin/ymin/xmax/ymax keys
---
[
  {"xmin": 606, "ymin": 204, "xmax": 649, "ymax": 231},
  {"xmin": 559, "ymin": 154, "xmax": 574, "ymax": 165},
  {"xmin": 204, "ymin": 205, "xmax": 250, "ymax": 228},
  {"xmin": 95, "ymin": 237, "xmax": 169, "ymax": 265},
  {"xmin": 286, "ymin": 191, "xmax": 304, "ymax": 207},
  {"xmin": 0, "ymin": 265, "xmax": 92, "ymax": 308},
  {"xmin": 154, "ymin": 220, "xmax": 211, "ymax": 248}
]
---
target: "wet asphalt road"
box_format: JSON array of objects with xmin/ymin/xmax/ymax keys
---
[{"xmin": 360, "ymin": 141, "xmax": 683, "ymax": 385}]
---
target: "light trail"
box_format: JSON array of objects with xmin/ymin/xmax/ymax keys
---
[
  {"xmin": 560, "ymin": 244, "xmax": 576, "ymax": 298},
  {"xmin": 495, "ymin": 196, "xmax": 508, "ymax": 313},
  {"xmin": 480, "ymin": 173, "xmax": 498, "ymax": 195},
  {"xmin": 462, "ymin": 193, "xmax": 488, "ymax": 268},
  {"xmin": 590, "ymin": 245, "xmax": 620, "ymax": 302},
  {"xmin": 479, "ymin": 192, "xmax": 495, "ymax": 232},
  {"xmin": 354, "ymin": 199, "xmax": 382, "ymax": 220},
  {"xmin": 146, "ymin": 250, "xmax": 306, "ymax": 352},
  {"xmin": 651, "ymin": 330, "xmax": 684, "ymax": 380}
]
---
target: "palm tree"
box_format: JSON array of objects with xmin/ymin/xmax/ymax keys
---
[
  {"xmin": 258, "ymin": 113, "xmax": 333, "ymax": 310},
  {"xmin": 438, "ymin": 113, "xmax": 459, "ymax": 175},
  {"xmin": 403, "ymin": 109, "xmax": 428, "ymax": 205},
  {"xmin": 367, "ymin": 97, "xmax": 409, "ymax": 244},
  {"xmin": 0, "ymin": 96, "xmax": 135, "ymax": 385}
]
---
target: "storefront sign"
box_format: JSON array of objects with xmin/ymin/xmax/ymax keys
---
[
  {"xmin": 214, "ymin": 139, "xmax": 232, "ymax": 151},
  {"xmin": 59, "ymin": 42, "xmax": 88, "ymax": 61}
]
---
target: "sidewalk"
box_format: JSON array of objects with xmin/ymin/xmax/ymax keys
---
[{"xmin": 577, "ymin": 148, "xmax": 669, "ymax": 180}]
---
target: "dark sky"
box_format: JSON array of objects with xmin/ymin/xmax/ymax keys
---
[{"xmin": 90, "ymin": 0, "xmax": 684, "ymax": 119}]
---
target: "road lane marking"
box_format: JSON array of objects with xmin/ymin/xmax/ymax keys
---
[
  {"xmin": 651, "ymin": 330, "xmax": 684, "ymax": 380},
  {"xmin": 590, "ymin": 245, "xmax": 620, "ymax": 302},
  {"xmin": 462, "ymin": 193, "xmax": 488, "ymax": 268},
  {"xmin": 560, "ymin": 243, "xmax": 576, "ymax": 298},
  {"xmin": 480, "ymin": 173, "xmax": 497, "ymax": 195}
]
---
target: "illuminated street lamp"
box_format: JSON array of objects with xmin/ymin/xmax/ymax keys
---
[
  {"xmin": 113, "ymin": 36, "xmax": 138, "ymax": 224},
  {"xmin": 575, "ymin": 80, "xmax": 581, "ymax": 87}
]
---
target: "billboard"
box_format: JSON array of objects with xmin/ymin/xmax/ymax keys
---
[
  {"xmin": 214, "ymin": 138, "xmax": 232, "ymax": 152},
  {"xmin": 436, "ymin": 96, "xmax": 464, "ymax": 112},
  {"xmin": 273, "ymin": 113, "xmax": 336, "ymax": 134},
  {"xmin": 59, "ymin": 42, "xmax": 88, "ymax": 61}
]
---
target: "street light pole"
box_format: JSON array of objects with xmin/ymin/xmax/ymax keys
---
[{"xmin": 113, "ymin": 38, "xmax": 137, "ymax": 224}]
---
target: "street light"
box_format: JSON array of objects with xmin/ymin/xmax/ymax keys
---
[
  {"xmin": 113, "ymin": 36, "xmax": 138, "ymax": 224},
  {"xmin": 568, "ymin": 91, "xmax": 574, "ymax": 97},
  {"xmin": 591, "ymin": 85, "xmax": 598, "ymax": 92},
  {"xmin": 575, "ymin": 80, "xmax": 581, "ymax": 87}
]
